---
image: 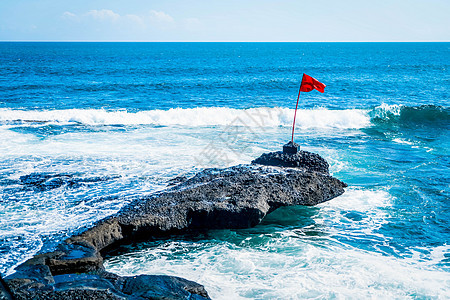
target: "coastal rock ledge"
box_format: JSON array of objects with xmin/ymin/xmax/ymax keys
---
[{"xmin": 4, "ymin": 150, "xmax": 347, "ymax": 300}]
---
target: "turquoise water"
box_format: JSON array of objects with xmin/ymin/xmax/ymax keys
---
[{"xmin": 0, "ymin": 42, "xmax": 449, "ymax": 298}]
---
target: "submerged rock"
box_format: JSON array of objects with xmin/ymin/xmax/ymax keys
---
[
  {"xmin": 18, "ymin": 172, "xmax": 121, "ymax": 192},
  {"xmin": 5, "ymin": 150, "xmax": 346, "ymax": 299}
]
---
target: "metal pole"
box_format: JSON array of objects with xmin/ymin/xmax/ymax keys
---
[{"xmin": 291, "ymin": 84, "xmax": 302, "ymax": 143}]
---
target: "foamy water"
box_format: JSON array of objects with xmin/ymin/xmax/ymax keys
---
[
  {"xmin": 1, "ymin": 105, "xmax": 448, "ymax": 286},
  {"xmin": 1, "ymin": 42, "xmax": 448, "ymax": 298},
  {"xmin": 104, "ymin": 189, "xmax": 450, "ymax": 299}
]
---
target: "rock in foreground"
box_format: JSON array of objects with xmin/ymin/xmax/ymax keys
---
[{"xmin": 5, "ymin": 150, "xmax": 347, "ymax": 299}]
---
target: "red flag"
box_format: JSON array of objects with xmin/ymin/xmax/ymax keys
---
[
  {"xmin": 300, "ymin": 73, "xmax": 326, "ymax": 93},
  {"xmin": 291, "ymin": 74, "xmax": 326, "ymax": 143}
]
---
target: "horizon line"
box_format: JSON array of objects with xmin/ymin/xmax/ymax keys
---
[{"xmin": 0, "ymin": 40, "xmax": 449, "ymax": 43}]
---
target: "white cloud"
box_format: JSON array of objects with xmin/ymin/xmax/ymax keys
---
[
  {"xmin": 59, "ymin": 8, "xmax": 198, "ymax": 39},
  {"xmin": 61, "ymin": 11, "xmax": 79, "ymax": 21},
  {"xmin": 65, "ymin": 9, "xmax": 175, "ymax": 28},
  {"xmin": 149, "ymin": 10, "xmax": 174, "ymax": 23},
  {"xmin": 85, "ymin": 9, "xmax": 120, "ymax": 22},
  {"xmin": 62, "ymin": 11, "xmax": 76, "ymax": 18}
]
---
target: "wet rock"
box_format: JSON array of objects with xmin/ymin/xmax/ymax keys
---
[
  {"xmin": 5, "ymin": 263, "xmax": 53, "ymax": 287},
  {"xmin": 0, "ymin": 275, "xmax": 14, "ymax": 300},
  {"xmin": 116, "ymin": 164, "xmax": 345, "ymax": 233},
  {"xmin": 9, "ymin": 272, "xmax": 126, "ymax": 300},
  {"xmin": 46, "ymin": 242, "xmax": 103, "ymax": 275},
  {"xmin": 118, "ymin": 275, "xmax": 210, "ymax": 299},
  {"xmin": 7, "ymin": 272, "xmax": 210, "ymax": 300},
  {"xmin": 65, "ymin": 162, "xmax": 346, "ymax": 254},
  {"xmin": 166, "ymin": 174, "xmax": 189, "ymax": 186},
  {"xmin": 19, "ymin": 173, "xmax": 121, "ymax": 192},
  {"xmin": 6, "ymin": 150, "xmax": 346, "ymax": 299}
]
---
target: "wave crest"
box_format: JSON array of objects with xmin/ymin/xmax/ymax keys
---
[
  {"xmin": 0, "ymin": 107, "xmax": 370, "ymax": 129},
  {"xmin": 369, "ymin": 104, "xmax": 449, "ymax": 127},
  {"xmin": 1, "ymin": 105, "xmax": 446, "ymax": 129}
]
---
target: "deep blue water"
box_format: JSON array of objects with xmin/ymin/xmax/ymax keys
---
[
  {"xmin": 1, "ymin": 42, "xmax": 448, "ymax": 111},
  {"xmin": 0, "ymin": 42, "xmax": 449, "ymax": 298}
]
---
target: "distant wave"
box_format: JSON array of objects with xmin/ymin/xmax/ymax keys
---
[
  {"xmin": 0, "ymin": 105, "xmax": 447, "ymax": 129},
  {"xmin": 369, "ymin": 104, "xmax": 449, "ymax": 127}
]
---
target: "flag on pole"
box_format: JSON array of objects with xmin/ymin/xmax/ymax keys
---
[
  {"xmin": 291, "ymin": 74, "xmax": 326, "ymax": 143},
  {"xmin": 299, "ymin": 73, "xmax": 326, "ymax": 93}
]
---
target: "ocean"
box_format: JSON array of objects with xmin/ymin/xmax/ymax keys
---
[{"xmin": 0, "ymin": 42, "xmax": 449, "ymax": 298}]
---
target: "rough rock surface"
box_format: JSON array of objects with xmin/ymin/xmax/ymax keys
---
[
  {"xmin": 5, "ymin": 151, "xmax": 347, "ymax": 299},
  {"xmin": 7, "ymin": 270, "xmax": 209, "ymax": 300},
  {"xmin": 252, "ymin": 150, "xmax": 329, "ymax": 174},
  {"xmin": 0, "ymin": 276, "xmax": 13, "ymax": 300}
]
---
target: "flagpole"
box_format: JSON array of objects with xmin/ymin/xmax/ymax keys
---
[{"xmin": 291, "ymin": 85, "xmax": 302, "ymax": 143}]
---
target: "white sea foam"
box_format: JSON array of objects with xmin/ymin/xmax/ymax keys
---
[
  {"xmin": 0, "ymin": 182, "xmax": 132, "ymax": 276},
  {"xmin": 0, "ymin": 107, "xmax": 371, "ymax": 129},
  {"xmin": 104, "ymin": 188, "xmax": 448, "ymax": 299},
  {"xmin": 314, "ymin": 189, "xmax": 395, "ymax": 246},
  {"xmin": 105, "ymin": 236, "xmax": 449, "ymax": 299},
  {"xmin": 317, "ymin": 188, "xmax": 392, "ymax": 212},
  {"xmin": 371, "ymin": 103, "xmax": 403, "ymax": 118}
]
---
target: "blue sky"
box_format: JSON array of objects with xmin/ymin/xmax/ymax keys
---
[{"xmin": 0, "ymin": 0, "xmax": 449, "ymax": 41}]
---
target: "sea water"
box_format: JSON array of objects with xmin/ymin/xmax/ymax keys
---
[{"xmin": 0, "ymin": 42, "xmax": 449, "ymax": 298}]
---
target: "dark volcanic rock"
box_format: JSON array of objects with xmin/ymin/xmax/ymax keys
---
[
  {"xmin": 7, "ymin": 272, "xmax": 210, "ymax": 300},
  {"xmin": 282, "ymin": 140, "xmax": 300, "ymax": 154},
  {"xmin": 5, "ymin": 150, "xmax": 346, "ymax": 299},
  {"xmin": 118, "ymin": 275, "xmax": 209, "ymax": 300},
  {"xmin": 252, "ymin": 150, "xmax": 329, "ymax": 174},
  {"xmin": 66, "ymin": 164, "xmax": 346, "ymax": 251},
  {"xmin": 0, "ymin": 275, "xmax": 14, "ymax": 300},
  {"xmin": 19, "ymin": 173, "xmax": 120, "ymax": 192}
]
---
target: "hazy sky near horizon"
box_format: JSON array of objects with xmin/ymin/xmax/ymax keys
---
[{"xmin": 0, "ymin": 0, "xmax": 449, "ymax": 42}]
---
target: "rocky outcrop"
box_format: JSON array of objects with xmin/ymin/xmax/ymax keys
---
[
  {"xmin": 252, "ymin": 150, "xmax": 329, "ymax": 174},
  {"xmin": 5, "ymin": 150, "xmax": 347, "ymax": 299}
]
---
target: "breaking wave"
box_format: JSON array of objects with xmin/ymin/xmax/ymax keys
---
[
  {"xmin": 0, "ymin": 104, "xmax": 447, "ymax": 129},
  {"xmin": 370, "ymin": 104, "xmax": 449, "ymax": 127},
  {"xmin": 0, "ymin": 107, "xmax": 369, "ymax": 129}
]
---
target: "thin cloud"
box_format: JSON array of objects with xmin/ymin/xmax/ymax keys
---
[
  {"xmin": 85, "ymin": 9, "xmax": 120, "ymax": 22},
  {"xmin": 63, "ymin": 9, "xmax": 176, "ymax": 28},
  {"xmin": 61, "ymin": 11, "xmax": 79, "ymax": 21},
  {"xmin": 59, "ymin": 9, "xmax": 203, "ymax": 39},
  {"xmin": 149, "ymin": 10, "xmax": 174, "ymax": 23}
]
